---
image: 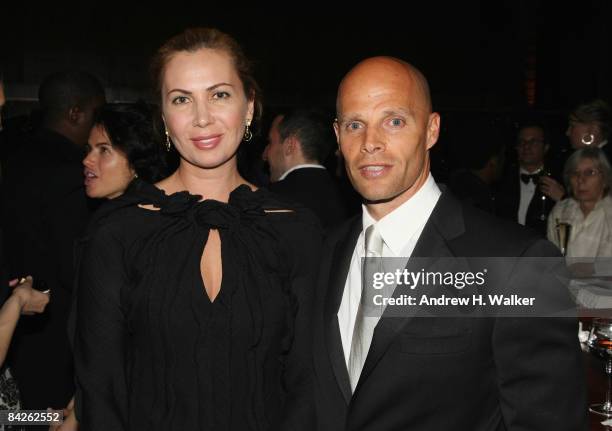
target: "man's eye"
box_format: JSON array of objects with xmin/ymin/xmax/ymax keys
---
[
  {"xmin": 347, "ymin": 122, "xmax": 362, "ymax": 131},
  {"xmin": 388, "ymin": 118, "xmax": 404, "ymax": 127}
]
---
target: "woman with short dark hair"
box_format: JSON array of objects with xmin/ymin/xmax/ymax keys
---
[{"xmin": 83, "ymin": 103, "xmax": 167, "ymax": 199}]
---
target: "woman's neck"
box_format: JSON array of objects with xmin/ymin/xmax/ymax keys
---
[
  {"xmin": 160, "ymin": 159, "xmax": 249, "ymax": 203},
  {"xmin": 579, "ymin": 199, "xmax": 599, "ymax": 218}
]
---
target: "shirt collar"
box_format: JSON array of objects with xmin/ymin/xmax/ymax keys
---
[
  {"xmin": 278, "ymin": 164, "xmax": 326, "ymax": 181},
  {"xmin": 361, "ymin": 173, "xmax": 441, "ymax": 256},
  {"xmin": 519, "ymin": 165, "xmax": 543, "ymax": 175}
]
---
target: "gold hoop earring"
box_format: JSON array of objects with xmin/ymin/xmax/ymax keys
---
[
  {"xmin": 243, "ymin": 120, "xmax": 253, "ymax": 142},
  {"xmin": 165, "ymin": 129, "xmax": 172, "ymax": 152}
]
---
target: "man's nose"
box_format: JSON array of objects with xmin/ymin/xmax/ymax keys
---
[{"xmin": 362, "ymin": 127, "xmax": 385, "ymax": 154}]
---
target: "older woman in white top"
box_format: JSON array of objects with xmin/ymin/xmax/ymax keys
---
[{"xmin": 547, "ymin": 148, "xmax": 612, "ymax": 275}]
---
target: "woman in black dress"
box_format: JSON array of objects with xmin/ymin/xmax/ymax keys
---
[
  {"xmin": 73, "ymin": 28, "xmax": 322, "ymax": 430},
  {"xmin": 59, "ymin": 103, "xmax": 169, "ymax": 431}
]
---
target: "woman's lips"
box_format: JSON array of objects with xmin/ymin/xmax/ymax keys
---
[
  {"xmin": 190, "ymin": 134, "xmax": 223, "ymax": 149},
  {"xmin": 84, "ymin": 169, "xmax": 97, "ymax": 186}
]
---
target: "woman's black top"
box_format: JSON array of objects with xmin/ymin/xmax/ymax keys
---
[{"xmin": 73, "ymin": 179, "xmax": 322, "ymax": 431}]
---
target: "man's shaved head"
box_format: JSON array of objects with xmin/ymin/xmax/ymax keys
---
[
  {"xmin": 333, "ymin": 56, "xmax": 440, "ymax": 219},
  {"xmin": 337, "ymin": 56, "xmax": 432, "ymax": 119}
]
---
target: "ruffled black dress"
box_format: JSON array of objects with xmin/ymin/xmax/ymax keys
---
[{"xmin": 73, "ymin": 180, "xmax": 322, "ymax": 431}]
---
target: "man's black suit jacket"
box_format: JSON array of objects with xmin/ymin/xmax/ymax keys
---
[
  {"xmin": 496, "ymin": 167, "xmax": 560, "ymax": 236},
  {"xmin": 313, "ymin": 189, "xmax": 586, "ymax": 431},
  {"xmin": 268, "ymin": 167, "xmax": 349, "ymax": 229}
]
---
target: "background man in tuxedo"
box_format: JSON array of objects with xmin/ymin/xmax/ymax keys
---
[
  {"xmin": 448, "ymin": 128, "xmax": 505, "ymax": 214},
  {"xmin": 312, "ymin": 56, "xmax": 586, "ymax": 430},
  {"xmin": 263, "ymin": 109, "xmax": 349, "ymax": 228},
  {"xmin": 496, "ymin": 122, "xmax": 564, "ymax": 235}
]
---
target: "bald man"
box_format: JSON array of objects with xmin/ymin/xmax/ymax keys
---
[{"xmin": 312, "ymin": 57, "xmax": 586, "ymax": 430}]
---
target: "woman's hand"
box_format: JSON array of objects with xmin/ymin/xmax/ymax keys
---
[
  {"xmin": 49, "ymin": 397, "xmax": 78, "ymax": 431},
  {"xmin": 8, "ymin": 276, "xmax": 49, "ymax": 315},
  {"xmin": 0, "ymin": 277, "xmax": 50, "ymax": 368}
]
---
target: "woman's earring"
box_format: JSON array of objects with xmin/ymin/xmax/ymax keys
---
[
  {"xmin": 243, "ymin": 120, "xmax": 253, "ymax": 142},
  {"xmin": 165, "ymin": 129, "xmax": 172, "ymax": 152},
  {"xmin": 581, "ymin": 133, "xmax": 595, "ymax": 146}
]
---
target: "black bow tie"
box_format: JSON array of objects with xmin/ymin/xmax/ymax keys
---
[{"xmin": 520, "ymin": 173, "xmax": 539, "ymax": 184}]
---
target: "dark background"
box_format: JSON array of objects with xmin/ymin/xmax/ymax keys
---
[{"xmin": 1, "ymin": 1, "xmax": 610, "ymax": 176}]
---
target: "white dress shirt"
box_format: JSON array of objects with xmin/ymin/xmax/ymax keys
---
[
  {"xmin": 278, "ymin": 164, "xmax": 326, "ymax": 181},
  {"xmin": 547, "ymin": 195, "xmax": 612, "ymax": 259},
  {"xmin": 337, "ymin": 174, "xmax": 441, "ymax": 366},
  {"xmin": 517, "ymin": 166, "xmax": 542, "ymax": 225}
]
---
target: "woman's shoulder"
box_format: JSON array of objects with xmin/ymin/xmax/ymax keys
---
[
  {"xmin": 600, "ymin": 195, "xmax": 612, "ymax": 216},
  {"xmin": 84, "ymin": 182, "xmax": 323, "ymax": 242},
  {"xmin": 601, "ymin": 195, "xmax": 612, "ymax": 208},
  {"xmin": 249, "ymin": 187, "xmax": 323, "ymax": 273},
  {"xmin": 551, "ymin": 197, "xmax": 576, "ymax": 215},
  {"xmin": 84, "ymin": 180, "xmax": 166, "ymax": 238},
  {"xmin": 253, "ymin": 187, "xmax": 322, "ymax": 233},
  {"xmin": 236, "ymin": 187, "xmax": 323, "ymax": 257}
]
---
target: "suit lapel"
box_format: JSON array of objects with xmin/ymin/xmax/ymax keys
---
[
  {"xmin": 511, "ymin": 171, "xmax": 521, "ymax": 215},
  {"xmin": 355, "ymin": 191, "xmax": 466, "ymax": 394},
  {"xmin": 324, "ymin": 216, "xmax": 361, "ymax": 404}
]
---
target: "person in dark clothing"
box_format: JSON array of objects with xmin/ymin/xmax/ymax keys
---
[
  {"xmin": 83, "ymin": 103, "xmax": 168, "ymax": 199},
  {"xmin": 496, "ymin": 121, "xmax": 564, "ymax": 236},
  {"xmin": 263, "ymin": 109, "xmax": 350, "ymax": 229},
  {"xmin": 73, "ymin": 27, "xmax": 321, "ymax": 431},
  {"xmin": 0, "ymin": 70, "xmax": 105, "ymax": 412},
  {"xmin": 51, "ymin": 103, "xmax": 171, "ymax": 430},
  {"xmin": 0, "ymin": 71, "xmax": 4, "ymax": 133},
  {"xmin": 313, "ymin": 55, "xmax": 586, "ymax": 431},
  {"xmin": 447, "ymin": 129, "xmax": 505, "ymax": 214}
]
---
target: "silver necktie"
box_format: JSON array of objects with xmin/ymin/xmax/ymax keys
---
[{"xmin": 348, "ymin": 224, "xmax": 383, "ymax": 393}]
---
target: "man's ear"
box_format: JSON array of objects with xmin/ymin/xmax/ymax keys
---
[
  {"xmin": 283, "ymin": 136, "xmax": 298, "ymax": 156},
  {"xmin": 68, "ymin": 106, "xmax": 83, "ymax": 125},
  {"xmin": 333, "ymin": 119, "xmax": 340, "ymax": 145},
  {"xmin": 425, "ymin": 112, "xmax": 440, "ymax": 150}
]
